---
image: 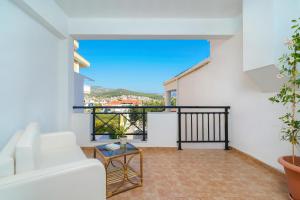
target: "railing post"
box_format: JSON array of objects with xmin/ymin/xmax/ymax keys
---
[
  {"xmin": 224, "ymin": 107, "xmax": 229, "ymax": 150},
  {"xmin": 142, "ymin": 108, "xmax": 146, "ymax": 141},
  {"xmin": 92, "ymin": 107, "xmax": 96, "ymax": 141},
  {"xmin": 177, "ymin": 107, "xmax": 182, "ymax": 150}
]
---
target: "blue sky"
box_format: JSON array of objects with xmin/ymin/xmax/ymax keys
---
[{"xmin": 78, "ymin": 40, "xmax": 210, "ymax": 94}]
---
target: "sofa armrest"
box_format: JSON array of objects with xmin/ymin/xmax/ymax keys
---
[
  {"xmin": 40, "ymin": 131, "xmax": 77, "ymax": 150},
  {"xmin": 0, "ymin": 159, "xmax": 106, "ymax": 200}
]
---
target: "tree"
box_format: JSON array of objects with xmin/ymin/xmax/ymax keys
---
[
  {"xmin": 129, "ymin": 100, "xmax": 165, "ymax": 127},
  {"xmin": 269, "ymin": 19, "xmax": 300, "ymax": 165},
  {"xmin": 171, "ymin": 97, "xmax": 176, "ymax": 106}
]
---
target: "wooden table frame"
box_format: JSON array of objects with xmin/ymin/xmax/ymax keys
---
[{"xmin": 94, "ymin": 146, "xmax": 143, "ymax": 198}]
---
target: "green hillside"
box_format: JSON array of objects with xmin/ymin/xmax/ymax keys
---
[{"xmin": 89, "ymin": 86, "xmax": 163, "ymax": 100}]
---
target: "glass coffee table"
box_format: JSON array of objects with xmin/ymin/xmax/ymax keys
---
[{"xmin": 94, "ymin": 143, "xmax": 143, "ymax": 198}]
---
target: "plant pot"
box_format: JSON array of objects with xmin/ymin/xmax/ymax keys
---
[
  {"xmin": 119, "ymin": 136, "xmax": 127, "ymax": 146},
  {"xmin": 109, "ymin": 134, "xmax": 118, "ymax": 139},
  {"xmin": 279, "ymin": 156, "xmax": 300, "ymax": 200}
]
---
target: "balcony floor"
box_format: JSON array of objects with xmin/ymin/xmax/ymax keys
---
[{"xmin": 83, "ymin": 148, "xmax": 288, "ymax": 200}]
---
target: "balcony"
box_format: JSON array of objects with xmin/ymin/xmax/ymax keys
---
[
  {"xmin": 72, "ymin": 106, "xmax": 230, "ymax": 150},
  {"xmin": 70, "ymin": 105, "xmax": 288, "ymax": 199},
  {"xmin": 1, "ymin": 0, "xmax": 300, "ymax": 200}
]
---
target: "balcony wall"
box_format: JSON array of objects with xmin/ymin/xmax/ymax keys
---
[
  {"xmin": 71, "ymin": 111, "xmax": 225, "ymax": 149},
  {"xmin": 71, "ymin": 112, "xmax": 176, "ymax": 147}
]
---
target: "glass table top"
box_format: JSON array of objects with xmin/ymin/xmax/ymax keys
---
[{"xmin": 96, "ymin": 143, "xmax": 139, "ymax": 158}]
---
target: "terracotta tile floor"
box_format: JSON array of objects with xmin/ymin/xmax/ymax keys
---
[{"xmin": 83, "ymin": 148, "xmax": 288, "ymax": 200}]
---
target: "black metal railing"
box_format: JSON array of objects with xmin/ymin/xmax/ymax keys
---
[
  {"xmin": 91, "ymin": 106, "xmax": 149, "ymax": 141},
  {"xmin": 73, "ymin": 106, "xmax": 230, "ymax": 150},
  {"xmin": 177, "ymin": 107, "xmax": 230, "ymax": 150}
]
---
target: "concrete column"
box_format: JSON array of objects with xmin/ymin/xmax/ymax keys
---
[
  {"xmin": 57, "ymin": 36, "xmax": 74, "ymax": 129},
  {"xmin": 164, "ymin": 91, "xmax": 170, "ymax": 112},
  {"xmin": 164, "ymin": 90, "xmax": 172, "ymax": 106}
]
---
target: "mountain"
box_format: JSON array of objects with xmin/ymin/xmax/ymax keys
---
[{"xmin": 89, "ymin": 86, "xmax": 163, "ymax": 100}]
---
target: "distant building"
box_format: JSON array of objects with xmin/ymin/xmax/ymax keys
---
[
  {"xmin": 83, "ymin": 85, "xmax": 91, "ymax": 94},
  {"xmin": 73, "ymin": 40, "xmax": 93, "ymax": 108},
  {"xmin": 106, "ymin": 99, "xmax": 142, "ymax": 106},
  {"xmin": 73, "ymin": 40, "xmax": 90, "ymax": 73}
]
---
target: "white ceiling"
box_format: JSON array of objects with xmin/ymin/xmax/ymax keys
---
[{"xmin": 55, "ymin": 0, "xmax": 242, "ymax": 18}]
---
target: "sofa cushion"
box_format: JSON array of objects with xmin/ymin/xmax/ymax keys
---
[
  {"xmin": 0, "ymin": 130, "xmax": 23, "ymax": 177},
  {"xmin": 15, "ymin": 122, "xmax": 40, "ymax": 174},
  {"xmin": 37, "ymin": 146, "xmax": 87, "ymax": 169}
]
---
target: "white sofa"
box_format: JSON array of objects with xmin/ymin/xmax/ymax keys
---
[{"xmin": 0, "ymin": 123, "xmax": 106, "ymax": 200}]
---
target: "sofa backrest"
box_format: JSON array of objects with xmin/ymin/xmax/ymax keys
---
[
  {"xmin": 0, "ymin": 131, "xmax": 23, "ymax": 178},
  {"xmin": 15, "ymin": 123, "xmax": 40, "ymax": 174}
]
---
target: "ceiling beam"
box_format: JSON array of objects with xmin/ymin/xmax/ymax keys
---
[{"xmin": 69, "ymin": 17, "xmax": 242, "ymax": 40}]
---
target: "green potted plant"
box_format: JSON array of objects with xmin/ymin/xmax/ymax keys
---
[
  {"xmin": 269, "ymin": 18, "xmax": 300, "ymax": 200},
  {"xmin": 114, "ymin": 119, "xmax": 130, "ymax": 146}
]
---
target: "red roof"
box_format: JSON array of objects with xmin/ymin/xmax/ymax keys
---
[{"xmin": 106, "ymin": 99, "xmax": 141, "ymax": 106}]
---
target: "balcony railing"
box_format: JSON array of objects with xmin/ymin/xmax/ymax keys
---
[{"xmin": 73, "ymin": 106, "xmax": 230, "ymax": 150}]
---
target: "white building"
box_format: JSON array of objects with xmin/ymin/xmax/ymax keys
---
[
  {"xmin": 73, "ymin": 40, "xmax": 93, "ymax": 107},
  {"xmin": 84, "ymin": 85, "xmax": 91, "ymax": 94}
]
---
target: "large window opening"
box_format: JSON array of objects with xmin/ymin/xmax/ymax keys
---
[{"xmin": 73, "ymin": 40, "xmax": 210, "ymax": 141}]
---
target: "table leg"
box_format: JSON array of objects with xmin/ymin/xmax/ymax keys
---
[
  {"xmin": 140, "ymin": 150, "xmax": 143, "ymax": 185},
  {"xmin": 105, "ymin": 158, "xmax": 110, "ymax": 197}
]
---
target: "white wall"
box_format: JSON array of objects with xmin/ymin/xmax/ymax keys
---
[
  {"xmin": 12, "ymin": 0, "xmax": 68, "ymax": 38},
  {"xmin": 147, "ymin": 112, "xmax": 177, "ymax": 147},
  {"xmin": 56, "ymin": 37, "xmax": 74, "ymax": 131},
  {"xmin": 176, "ymin": 31, "xmax": 299, "ymax": 170},
  {"xmin": 273, "ymin": 0, "xmax": 300, "ymax": 63},
  {"xmin": 241, "ymin": 0, "xmax": 300, "ymax": 92},
  {"xmin": 0, "ymin": 0, "xmax": 71, "ymax": 149},
  {"xmin": 242, "ymin": 0, "xmax": 274, "ymax": 71},
  {"xmin": 71, "ymin": 112, "xmax": 178, "ymax": 148},
  {"xmin": 74, "ymin": 73, "xmax": 84, "ymax": 108},
  {"xmin": 71, "ymin": 113, "xmax": 92, "ymax": 146},
  {"xmin": 243, "ymin": 0, "xmax": 300, "ymax": 71}
]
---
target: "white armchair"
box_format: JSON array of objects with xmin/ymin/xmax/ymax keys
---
[
  {"xmin": 0, "ymin": 123, "xmax": 106, "ymax": 200},
  {"xmin": 0, "ymin": 160, "xmax": 105, "ymax": 200},
  {"xmin": 40, "ymin": 131, "xmax": 77, "ymax": 151}
]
